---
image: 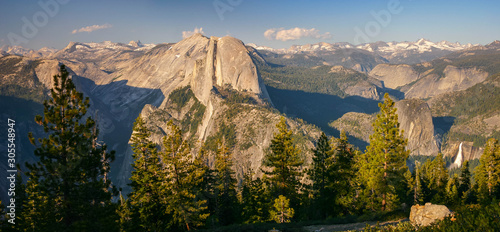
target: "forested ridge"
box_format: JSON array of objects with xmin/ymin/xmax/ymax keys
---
[{"xmin": 259, "ymin": 64, "xmax": 373, "ymax": 98}]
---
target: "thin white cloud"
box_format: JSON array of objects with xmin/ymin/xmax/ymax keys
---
[
  {"xmin": 264, "ymin": 27, "xmax": 332, "ymax": 41},
  {"xmin": 72, "ymin": 24, "xmax": 113, "ymax": 34},
  {"xmin": 182, "ymin": 27, "xmax": 205, "ymax": 39}
]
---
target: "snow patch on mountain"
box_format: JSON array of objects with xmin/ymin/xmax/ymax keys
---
[{"xmin": 249, "ymin": 38, "xmax": 476, "ymax": 55}]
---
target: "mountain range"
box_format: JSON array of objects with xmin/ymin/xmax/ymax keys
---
[
  {"xmin": 1, "ymin": 35, "xmax": 499, "ymax": 202},
  {"xmin": 249, "ymin": 38, "xmax": 479, "ymax": 72}
]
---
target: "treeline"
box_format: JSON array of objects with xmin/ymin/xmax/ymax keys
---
[{"xmin": 2, "ymin": 66, "xmax": 500, "ymax": 231}]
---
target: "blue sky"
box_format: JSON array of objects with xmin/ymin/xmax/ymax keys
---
[{"xmin": 0, "ymin": 0, "xmax": 499, "ymax": 50}]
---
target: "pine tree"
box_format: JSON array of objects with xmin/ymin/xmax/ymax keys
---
[
  {"xmin": 412, "ymin": 161, "xmax": 424, "ymax": 205},
  {"xmin": 331, "ymin": 130, "xmax": 357, "ymax": 215},
  {"xmin": 162, "ymin": 121, "xmax": 208, "ymax": 231},
  {"xmin": 126, "ymin": 115, "xmax": 167, "ymax": 231},
  {"xmin": 308, "ymin": 132, "xmax": 333, "ymax": 218},
  {"xmin": 475, "ymin": 138, "xmax": 500, "ymax": 202},
  {"xmin": 240, "ymin": 173, "xmax": 269, "ymax": 224},
  {"xmin": 117, "ymin": 193, "xmax": 136, "ymax": 232},
  {"xmin": 270, "ymin": 195, "xmax": 294, "ymax": 223},
  {"xmin": 458, "ymin": 160, "xmax": 472, "ymax": 203},
  {"xmin": 262, "ymin": 117, "xmax": 304, "ymax": 205},
  {"xmin": 213, "ymin": 141, "xmax": 238, "ymax": 226},
  {"xmin": 23, "ymin": 65, "xmax": 116, "ymax": 231},
  {"xmin": 427, "ymin": 154, "xmax": 449, "ymax": 204},
  {"xmin": 358, "ymin": 93, "xmax": 409, "ymax": 211},
  {"xmin": 445, "ymin": 174, "xmax": 460, "ymax": 206}
]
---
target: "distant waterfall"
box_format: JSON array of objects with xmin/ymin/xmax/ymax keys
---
[{"xmin": 453, "ymin": 142, "xmax": 464, "ymax": 169}]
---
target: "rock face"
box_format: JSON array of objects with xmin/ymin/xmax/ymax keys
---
[
  {"xmin": 119, "ymin": 33, "xmax": 270, "ymax": 106},
  {"xmin": 0, "ymin": 34, "xmax": 314, "ymax": 193},
  {"xmin": 404, "ymin": 66, "xmax": 489, "ymax": 99},
  {"xmin": 329, "ymin": 112, "xmax": 375, "ymax": 144},
  {"xmin": 369, "ymin": 62, "xmax": 489, "ymax": 99},
  {"xmin": 410, "ymin": 203, "xmax": 452, "ymax": 227},
  {"xmin": 330, "ymin": 99, "xmax": 439, "ymax": 156},
  {"xmin": 395, "ymin": 99, "xmax": 440, "ymax": 156},
  {"xmin": 443, "ymin": 141, "xmax": 484, "ymax": 162},
  {"xmin": 369, "ymin": 64, "xmax": 420, "ymax": 89},
  {"xmin": 344, "ymin": 81, "xmax": 380, "ymax": 100}
]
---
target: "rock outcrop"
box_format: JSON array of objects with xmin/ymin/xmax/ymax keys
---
[
  {"xmin": 410, "ymin": 203, "xmax": 452, "ymax": 227},
  {"xmin": 369, "ymin": 64, "xmax": 420, "ymax": 89},
  {"xmin": 0, "ymin": 34, "xmax": 281, "ymax": 193},
  {"xmin": 118, "ymin": 33, "xmax": 270, "ymax": 106},
  {"xmin": 330, "ymin": 99, "xmax": 439, "ymax": 156},
  {"xmin": 344, "ymin": 81, "xmax": 380, "ymax": 100},
  {"xmin": 395, "ymin": 99, "xmax": 439, "ymax": 156},
  {"xmin": 404, "ymin": 65, "xmax": 489, "ymax": 99},
  {"xmin": 49, "ymin": 34, "xmax": 299, "ymax": 190},
  {"xmin": 443, "ymin": 141, "xmax": 484, "ymax": 162},
  {"xmin": 329, "ymin": 112, "xmax": 375, "ymax": 144},
  {"xmin": 369, "ymin": 62, "xmax": 489, "ymax": 99}
]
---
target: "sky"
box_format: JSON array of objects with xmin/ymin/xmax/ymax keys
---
[{"xmin": 0, "ymin": 0, "xmax": 499, "ymax": 50}]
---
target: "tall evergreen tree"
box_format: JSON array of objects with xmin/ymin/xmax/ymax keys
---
[
  {"xmin": 445, "ymin": 174, "xmax": 460, "ymax": 206},
  {"xmin": 357, "ymin": 93, "xmax": 409, "ymax": 211},
  {"xmin": 262, "ymin": 117, "xmax": 304, "ymax": 206},
  {"xmin": 308, "ymin": 132, "xmax": 333, "ymax": 218},
  {"xmin": 458, "ymin": 160, "xmax": 472, "ymax": 203},
  {"xmin": 161, "ymin": 121, "xmax": 208, "ymax": 231},
  {"xmin": 425, "ymin": 154, "xmax": 449, "ymax": 204},
  {"xmin": 331, "ymin": 130, "xmax": 357, "ymax": 215},
  {"xmin": 126, "ymin": 115, "xmax": 167, "ymax": 231},
  {"xmin": 213, "ymin": 141, "xmax": 238, "ymax": 226},
  {"xmin": 23, "ymin": 65, "xmax": 116, "ymax": 231},
  {"xmin": 412, "ymin": 162, "xmax": 424, "ymax": 205},
  {"xmin": 475, "ymin": 138, "xmax": 500, "ymax": 202},
  {"xmin": 240, "ymin": 172, "xmax": 269, "ymax": 224},
  {"xmin": 117, "ymin": 192, "xmax": 136, "ymax": 232}
]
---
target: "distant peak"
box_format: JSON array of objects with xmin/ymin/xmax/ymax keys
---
[
  {"xmin": 416, "ymin": 38, "xmax": 430, "ymax": 44},
  {"xmin": 487, "ymin": 40, "xmax": 500, "ymax": 46},
  {"xmin": 128, "ymin": 40, "xmax": 143, "ymax": 47},
  {"xmin": 189, "ymin": 33, "xmax": 206, "ymax": 39}
]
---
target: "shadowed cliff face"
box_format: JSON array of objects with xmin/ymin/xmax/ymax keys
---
[{"xmin": 395, "ymin": 99, "xmax": 440, "ymax": 156}]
